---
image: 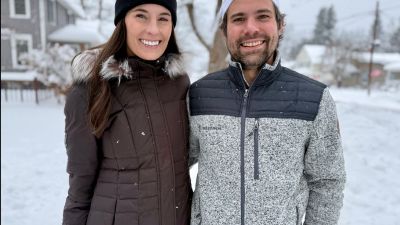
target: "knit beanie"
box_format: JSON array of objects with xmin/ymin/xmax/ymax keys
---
[{"xmin": 114, "ymin": 0, "xmax": 177, "ymax": 26}]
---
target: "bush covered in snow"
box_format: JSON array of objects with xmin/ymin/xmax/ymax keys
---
[{"xmin": 20, "ymin": 44, "xmax": 77, "ymax": 89}]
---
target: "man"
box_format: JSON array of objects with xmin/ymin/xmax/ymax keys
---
[{"xmin": 188, "ymin": 0, "xmax": 346, "ymax": 224}]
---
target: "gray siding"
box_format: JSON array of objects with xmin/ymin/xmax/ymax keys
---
[
  {"xmin": 1, "ymin": 0, "xmax": 41, "ymax": 49},
  {"xmin": 47, "ymin": 1, "xmax": 73, "ymax": 35},
  {"xmin": 1, "ymin": 0, "xmax": 40, "ymax": 71},
  {"xmin": 1, "ymin": 39, "xmax": 13, "ymax": 71},
  {"xmin": 1, "ymin": 0, "xmax": 78, "ymax": 71}
]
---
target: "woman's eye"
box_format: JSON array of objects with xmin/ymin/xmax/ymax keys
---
[
  {"xmin": 159, "ymin": 17, "xmax": 170, "ymax": 22},
  {"xmin": 136, "ymin": 14, "xmax": 146, "ymax": 20}
]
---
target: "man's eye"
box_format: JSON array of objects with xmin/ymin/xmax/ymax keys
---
[
  {"xmin": 258, "ymin": 15, "xmax": 270, "ymax": 20},
  {"xmin": 233, "ymin": 17, "xmax": 244, "ymax": 23}
]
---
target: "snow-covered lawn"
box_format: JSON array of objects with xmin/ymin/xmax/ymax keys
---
[{"xmin": 1, "ymin": 88, "xmax": 399, "ymax": 225}]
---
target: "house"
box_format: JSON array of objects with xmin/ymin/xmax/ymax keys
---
[
  {"xmin": 384, "ymin": 62, "xmax": 400, "ymax": 80},
  {"xmin": 294, "ymin": 44, "xmax": 359, "ymax": 86},
  {"xmin": 0, "ymin": 0, "xmax": 88, "ymax": 73},
  {"xmin": 352, "ymin": 52, "xmax": 400, "ymax": 85}
]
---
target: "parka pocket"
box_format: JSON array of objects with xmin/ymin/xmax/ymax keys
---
[
  {"xmin": 86, "ymin": 196, "xmax": 117, "ymax": 225},
  {"xmin": 105, "ymin": 109, "xmax": 123, "ymax": 131}
]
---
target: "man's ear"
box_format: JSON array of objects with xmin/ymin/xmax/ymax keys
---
[{"xmin": 278, "ymin": 25, "xmax": 285, "ymax": 37}]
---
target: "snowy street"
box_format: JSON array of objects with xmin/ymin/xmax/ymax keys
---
[{"xmin": 1, "ymin": 88, "xmax": 400, "ymax": 225}]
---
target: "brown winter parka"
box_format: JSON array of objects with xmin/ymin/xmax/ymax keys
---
[{"xmin": 62, "ymin": 49, "xmax": 192, "ymax": 225}]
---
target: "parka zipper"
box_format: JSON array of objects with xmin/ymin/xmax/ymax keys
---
[{"xmin": 254, "ymin": 119, "xmax": 260, "ymax": 180}]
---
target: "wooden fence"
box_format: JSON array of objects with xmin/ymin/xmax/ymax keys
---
[{"xmin": 1, "ymin": 79, "xmax": 55, "ymax": 104}]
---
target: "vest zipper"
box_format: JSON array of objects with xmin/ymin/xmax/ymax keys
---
[{"xmin": 240, "ymin": 88, "xmax": 248, "ymax": 225}]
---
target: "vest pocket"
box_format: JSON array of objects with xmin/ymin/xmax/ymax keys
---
[
  {"xmin": 296, "ymin": 205, "xmax": 303, "ymax": 225},
  {"xmin": 254, "ymin": 119, "xmax": 260, "ymax": 180}
]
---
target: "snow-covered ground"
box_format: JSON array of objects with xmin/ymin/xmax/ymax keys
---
[{"xmin": 1, "ymin": 87, "xmax": 399, "ymax": 225}]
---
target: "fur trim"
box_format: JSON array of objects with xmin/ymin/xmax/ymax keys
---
[
  {"xmin": 164, "ymin": 54, "xmax": 186, "ymax": 79},
  {"xmin": 70, "ymin": 48, "xmax": 101, "ymax": 83},
  {"xmin": 100, "ymin": 56, "xmax": 131, "ymax": 85},
  {"xmin": 71, "ymin": 49, "xmax": 186, "ymax": 83}
]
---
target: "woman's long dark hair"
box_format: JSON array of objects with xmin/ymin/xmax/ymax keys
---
[{"xmin": 88, "ymin": 20, "xmax": 180, "ymax": 138}]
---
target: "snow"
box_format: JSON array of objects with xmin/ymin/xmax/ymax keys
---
[
  {"xmin": 1, "ymin": 87, "xmax": 400, "ymax": 225},
  {"xmin": 48, "ymin": 24, "xmax": 107, "ymax": 44},
  {"xmin": 1, "ymin": 71, "xmax": 37, "ymax": 81}
]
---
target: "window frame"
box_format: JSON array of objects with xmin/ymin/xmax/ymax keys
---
[
  {"xmin": 11, "ymin": 33, "xmax": 33, "ymax": 69},
  {"xmin": 9, "ymin": 0, "xmax": 31, "ymax": 19},
  {"xmin": 47, "ymin": 0, "xmax": 57, "ymax": 25}
]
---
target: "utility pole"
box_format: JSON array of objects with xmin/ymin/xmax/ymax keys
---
[{"xmin": 367, "ymin": 1, "xmax": 380, "ymax": 96}]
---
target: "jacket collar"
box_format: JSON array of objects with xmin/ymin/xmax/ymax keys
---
[
  {"xmin": 228, "ymin": 51, "xmax": 282, "ymax": 89},
  {"xmin": 71, "ymin": 48, "xmax": 186, "ymax": 84}
]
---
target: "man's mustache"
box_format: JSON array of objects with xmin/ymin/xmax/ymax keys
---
[{"xmin": 236, "ymin": 34, "xmax": 270, "ymax": 45}]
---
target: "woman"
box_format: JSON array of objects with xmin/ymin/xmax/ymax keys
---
[{"xmin": 62, "ymin": 1, "xmax": 191, "ymax": 225}]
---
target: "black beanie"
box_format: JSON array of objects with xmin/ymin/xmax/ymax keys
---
[{"xmin": 114, "ymin": 0, "xmax": 177, "ymax": 26}]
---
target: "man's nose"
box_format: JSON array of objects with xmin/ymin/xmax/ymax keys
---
[{"xmin": 243, "ymin": 18, "xmax": 260, "ymax": 35}]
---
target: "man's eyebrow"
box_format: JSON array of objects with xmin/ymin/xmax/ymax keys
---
[
  {"xmin": 230, "ymin": 12, "xmax": 245, "ymax": 18},
  {"xmin": 230, "ymin": 8, "xmax": 273, "ymax": 18}
]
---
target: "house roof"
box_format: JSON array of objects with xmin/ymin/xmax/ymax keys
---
[
  {"xmin": 354, "ymin": 52, "xmax": 400, "ymax": 65},
  {"xmin": 384, "ymin": 62, "xmax": 400, "ymax": 72},
  {"xmin": 57, "ymin": 0, "xmax": 85, "ymax": 18},
  {"xmin": 48, "ymin": 24, "xmax": 107, "ymax": 44},
  {"xmin": 300, "ymin": 44, "xmax": 336, "ymax": 64}
]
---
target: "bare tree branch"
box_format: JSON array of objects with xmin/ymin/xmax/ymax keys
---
[
  {"xmin": 216, "ymin": 0, "xmax": 222, "ymax": 15},
  {"xmin": 98, "ymin": 0, "xmax": 103, "ymax": 20},
  {"xmin": 187, "ymin": 3, "xmax": 211, "ymax": 51}
]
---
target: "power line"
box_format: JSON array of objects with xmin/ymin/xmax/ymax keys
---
[{"xmin": 293, "ymin": 4, "xmax": 400, "ymax": 28}]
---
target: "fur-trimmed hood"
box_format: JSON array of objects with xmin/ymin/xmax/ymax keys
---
[{"xmin": 71, "ymin": 48, "xmax": 186, "ymax": 84}]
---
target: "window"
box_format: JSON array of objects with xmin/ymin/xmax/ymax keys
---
[
  {"xmin": 11, "ymin": 34, "xmax": 32, "ymax": 68},
  {"xmin": 16, "ymin": 39, "xmax": 29, "ymax": 65},
  {"xmin": 67, "ymin": 12, "xmax": 74, "ymax": 24},
  {"xmin": 47, "ymin": 0, "xmax": 56, "ymax": 24},
  {"xmin": 10, "ymin": 0, "xmax": 31, "ymax": 19}
]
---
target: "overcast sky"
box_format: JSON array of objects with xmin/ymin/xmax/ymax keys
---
[{"xmin": 277, "ymin": 0, "xmax": 400, "ymax": 37}]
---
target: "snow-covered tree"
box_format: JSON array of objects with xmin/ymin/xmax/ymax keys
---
[
  {"xmin": 20, "ymin": 44, "xmax": 77, "ymax": 89},
  {"xmin": 176, "ymin": 0, "xmax": 227, "ymax": 76}
]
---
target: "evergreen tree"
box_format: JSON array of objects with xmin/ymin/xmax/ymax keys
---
[
  {"xmin": 312, "ymin": 7, "xmax": 327, "ymax": 45},
  {"xmin": 326, "ymin": 6, "xmax": 337, "ymax": 44},
  {"xmin": 390, "ymin": 26, "xmax": 400, "ymax": 52},
  {"xmin": 312, "ymin": 6, "xmax": 337, "ymax": 45}
]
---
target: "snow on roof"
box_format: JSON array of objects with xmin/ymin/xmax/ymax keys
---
[
  {"xmin": 1, "ymin": 71, "xmax": 37, "ymax": 81},
  {"xmin": 76, "ymin": 19, "xmax": 115, "ymax": 39},
  {"xmin": 301, "ymin": 44, "xmax": 335, "ymax": 64},
  {"xmin": 48, "ymin": 24, "xmax": 107, "ymax": 44},
  {"xmin": 57, "ymin": 0, "xmax": 85, "ymax": 18},
  {"xmin": 384, "ymin": 62, "xmax": 400, "ymax": 72},
  {"xmin": 354, "ymin": 52, "xmax": 400, "ymax": 65}
]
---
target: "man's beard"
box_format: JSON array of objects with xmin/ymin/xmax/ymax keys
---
[{"xmin": 229, "ymin": 35, "xmax": 279, "ymax": 69}]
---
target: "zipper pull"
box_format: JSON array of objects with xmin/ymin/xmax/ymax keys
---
[
  {"xmin": 254, "ymin": 119, "xmax": 259, "ymax": 130},
  {"xmin": 244, "ymin": 89, "xmax": 249, "ymax": 98}
]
